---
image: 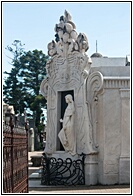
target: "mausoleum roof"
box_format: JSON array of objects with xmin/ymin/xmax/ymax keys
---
[
  {"xmin": 91, "ymin": 57, "xmax": 127, "ymax": 67},
  {"xmin": 91, "ymin": 52, "xmax": 103, "ymax": 58}
]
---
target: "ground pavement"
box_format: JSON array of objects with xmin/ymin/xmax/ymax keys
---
[{"xmin": 28, "ymin": 151, "xmax": 131, "ymax": 194}]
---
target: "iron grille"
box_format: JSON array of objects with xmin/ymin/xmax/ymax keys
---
[{"xmin": 41, "ymin": 153, "xmax": 86, "ymax": 186}]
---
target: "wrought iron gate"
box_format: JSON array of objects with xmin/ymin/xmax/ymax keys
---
[
  {"xmin": 3, "ymin": 120, "xmax": 28, "ymax": 193},
  {"xmin": 41, "ymin": 153, "xmax": 86, "ymax": 186}
]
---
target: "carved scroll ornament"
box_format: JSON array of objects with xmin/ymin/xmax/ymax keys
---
[{"xmin": 87, "ymin": 71, "xmax": 104, "ymax": 103}]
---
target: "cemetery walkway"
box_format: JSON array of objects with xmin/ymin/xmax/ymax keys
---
[{"xmin": 28, "ymin": 151, "xmax": 130, "ymax": 194}]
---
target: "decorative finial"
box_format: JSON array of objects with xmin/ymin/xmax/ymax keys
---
[
  {"xmin": 96, "ymin": 40, "xmax": 97, "ymax": 53},
  {"xmin": 48, "ymin": 10, "xmax": 89, "ymax": 57}
]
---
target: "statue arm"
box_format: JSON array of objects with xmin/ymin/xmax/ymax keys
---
[{"xmin": 60, "ymin": 119, "xmax": 63, "ymax": 123}]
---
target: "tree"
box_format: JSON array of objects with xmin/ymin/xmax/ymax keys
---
[
  {"xmin": 19, "ymin": 49, "xmax": 49, "ymax": 128},
  {"xmin": 3, "ymin": 40, "xmax": 26, "ymax": 114},
  {"xmin": 3, "ymin": 41, "xmax": 49, "ymax": 147}
]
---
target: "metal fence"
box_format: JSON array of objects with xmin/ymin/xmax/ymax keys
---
[
  {"xmin": 41, "ymin": 153, "xmax": 86, "ymax": 186},
  {"xmin": 3, "ymin": 121, "xmax": 28, "ymax": 193}
]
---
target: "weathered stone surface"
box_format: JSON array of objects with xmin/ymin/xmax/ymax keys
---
[
  {"xmin": 40, "ymin": 10, "xmax": 99, "ymax": 156},
  {"xmin": 40, "ymin": 10, "xmax": 130, "ymax": 185}
]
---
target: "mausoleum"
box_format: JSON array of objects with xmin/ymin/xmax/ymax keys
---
[{"xmin": 40, "ymin": 10, "xmax": 130, "ymax": 185}]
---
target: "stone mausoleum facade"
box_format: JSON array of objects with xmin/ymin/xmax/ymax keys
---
[{"xmin": 40, "ymin": 11, "xmax": 130, "ymax": 185}]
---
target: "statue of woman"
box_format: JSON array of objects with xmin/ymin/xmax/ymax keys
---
[{"xmin": 58, "ymin": 94, "xmax": 76, "ymax": 156}]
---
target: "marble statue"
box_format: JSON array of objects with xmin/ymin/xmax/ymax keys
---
[
  {"xmin": 40, "ymin": 10, "xmax": 99, "ymax": 155},
  {"xmin": 58, "ymin": 94, "xmax": 76, "ymax": 156}
]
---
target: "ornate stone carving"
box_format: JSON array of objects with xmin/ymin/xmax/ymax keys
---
[
  {"xmin": 86, "ymin": 71, "xmax": 104, "ymax": 149},
  {"xmin": 40, "ymin": 78, "xmax": 48, "ymax": 100},
  {"xmin": 103, "ymin": 77, "xmax": 130, "ymax": 89},
  {"xmin": 76, "ymin": 72, "xmax": 103, "ymax": 154},
  {"xmin": 87, "ymin": 71, "xmax": 104, "ymax": 103},
  {"xmin": 40, "ymin": 10, "xmax": 102, "ymax": 155},
  {"xmin": 47, "ymin": 10, "xmax": 90, "ymax": 68}
]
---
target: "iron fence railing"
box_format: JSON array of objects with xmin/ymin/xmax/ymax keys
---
[
  {"xmin": 3, "ymin": 124, "xmax": 28, "ymax": 193},
  {"xmin": 41, "ymin": 153, "xmax": 86, "ymax": 186}
]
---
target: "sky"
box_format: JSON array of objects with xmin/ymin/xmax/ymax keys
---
[{"xmin": 2, "ymin": 1, "xmax": 131, "ymax": 76}]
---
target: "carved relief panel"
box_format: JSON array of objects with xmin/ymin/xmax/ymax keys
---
[{"xmin": 40, "ymin": 10, "xmax": 103, "ymax": 155}]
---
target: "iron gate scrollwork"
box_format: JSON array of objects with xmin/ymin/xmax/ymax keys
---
[{"xmin": 41, "ymin": 153, "xmax": 86, "ymax": 186}]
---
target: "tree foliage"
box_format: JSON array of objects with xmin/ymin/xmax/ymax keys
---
[
  {"xmin": 3, "ymin": 40, "xmax": 26, "ymax": 113},
  {"xmin": 19, "ymin": 49, "xmax": 49, "ymax": 127},
  {"xmin": 3, "ymin": 40, "xmax": 49, "ymax": 130}
]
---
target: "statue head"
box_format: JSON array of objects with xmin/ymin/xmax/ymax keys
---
[{"xmin": 65, "ymin": 94, "xmax": 73, "ymax": 103}]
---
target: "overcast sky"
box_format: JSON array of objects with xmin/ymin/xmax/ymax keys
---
[{"xmin": 2, "ymin": 2, "xmax": 131, "ymax": 75}]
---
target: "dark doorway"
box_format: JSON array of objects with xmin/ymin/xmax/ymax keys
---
[{"xmin": 59, "ymin": 90, "xmax": 74, "ymax": 150}]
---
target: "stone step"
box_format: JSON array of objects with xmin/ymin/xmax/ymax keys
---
[
  {"xmin": 28, "ymin": 179, "xmax": 87, "ymax": 191},
  {"xmin": 28, "ymin": 166, "xmax": 40, "ymax": 176},
  {"xmin": 28, "ymin": 168, "xmax": 42, "ymax": 180}
]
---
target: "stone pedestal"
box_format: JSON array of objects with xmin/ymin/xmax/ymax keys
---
[
  {"xmin": 31, "ymin": 134, "xmax": 34, "ymax": 152},
  {"xmin": 28, "ymin": 128, "xmax": 34, "ymax": 152},
  {"xmin": 51, "ymin": 151, "xmax": 79, "ymax": 160},
  {"xmin": 84, "ymin": 154, "xmax": 98, "ymax": 185}
]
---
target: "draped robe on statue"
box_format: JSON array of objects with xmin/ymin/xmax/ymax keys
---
[{"xmin": 58, "ymin": 95, "xmax": 76, "ymax": 156}]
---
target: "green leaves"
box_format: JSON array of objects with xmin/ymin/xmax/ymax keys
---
[{"xmin": 3, "ymin": 40, "xmax": 48, "ymax": 130}]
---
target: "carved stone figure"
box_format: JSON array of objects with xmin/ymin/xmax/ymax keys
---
[
  {"xmin": 40, "ymin": 10, "xmax": 99, "ymax": 156},
  {"xmin": 58, "ymin": 94, "xmax": 76, "ymax": 156}
]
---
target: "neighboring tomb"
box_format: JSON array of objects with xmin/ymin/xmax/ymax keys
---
[{"xmin": 40, "ymin": 10, "xmax": 130, "ymax": 185}]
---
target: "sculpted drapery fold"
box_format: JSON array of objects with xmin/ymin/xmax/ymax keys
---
[{"xmin": 58, "ymin": 94, "xmax": 76, "ymax": 156}]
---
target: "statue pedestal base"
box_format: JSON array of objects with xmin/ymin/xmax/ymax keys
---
[
  {"xmin": 51, "ymin": 151, "xmax": 79, "ymax": 160},
  {"xmin": 85, "ymin": 154, "xmax": 98, "ymax": 185}
]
